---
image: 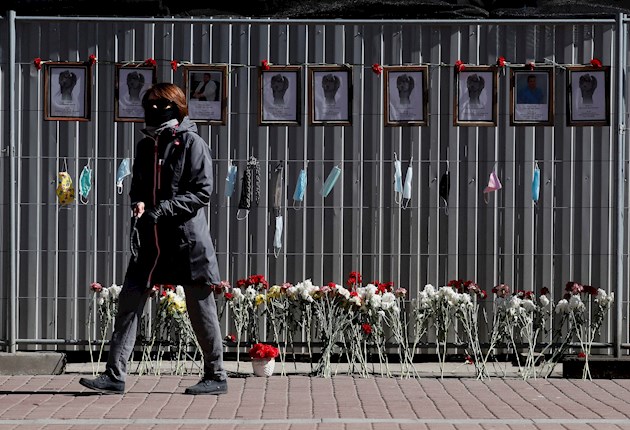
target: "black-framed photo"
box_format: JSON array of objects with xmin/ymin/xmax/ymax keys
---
[
  {"xmin": 510, "ymin": 68, "xmax": 554, "ymax": 126},
  {"xmin": 114, "ymin": 63, "xmax": 156, "ymax": 122},
  {"xmin": 384, "ymin": 66, "xmax": 428, "ymax": 126},
  {"xmin": 258, "ymin": 65, "xmax": 301, "ymax": 126},
  {"xmin": 44, "ymin": 62, "xmax": 91, "ymax": 121},
  {"xmin": 183, "ymin": 65, "xmax": 228, "ymax": 124},
  {"xmin": 309, "ymin": 65, "xmax": 352, "ymax": 125},
  {"xmin": 454, "ymin": 66, "xmax": 498, "ymax": 127},
  {"xmin": 567, "ymin": 65, "xmax": 610, "ymax": 126}
]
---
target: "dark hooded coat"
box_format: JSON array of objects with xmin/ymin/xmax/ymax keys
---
[{"xmin": 126, "ymin": 117, "xmax": 221, "ymax": 287}]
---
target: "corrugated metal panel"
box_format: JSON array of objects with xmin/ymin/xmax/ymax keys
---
[{"xmin": 0, "ymin": 16, "xmax": 627, "ymax": 352}]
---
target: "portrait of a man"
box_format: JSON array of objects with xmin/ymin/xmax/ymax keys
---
[
  {"xmin": 184, "ymin": 65, "xmax": 227, "ymax": 124},
  {"xmin": 517, "ymin": 74, "xmax": 545, "ymax": 104},
  {"xmin": 511, "ymin": 69, "xmax": 553, "ymax": 126}
]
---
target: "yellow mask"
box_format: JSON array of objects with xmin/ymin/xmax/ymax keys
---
[{"xmin": 56, "ymin": 171, "xmax": 75, "ymax": 206}]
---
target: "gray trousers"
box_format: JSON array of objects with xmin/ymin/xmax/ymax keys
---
[{"xmin": 106, "ymin": 279, "xmax": 226, "ymax": 382}]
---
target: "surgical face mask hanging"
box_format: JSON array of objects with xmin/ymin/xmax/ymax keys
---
[
  {"xmin": 439, "ymin": 169, "xmax": 450, "ymax": 215},
  {"xmin": 78, "ymin": 159, "xmax": 93, "ymax": 204},
  {"xmin": 293, "ymin": 167, "xmax": 308, "ymax": 209},
  {"xmin": 55, "ymin": 158, "xmax": 75, "ymax": 206},
  {"xmin": 116, "ymin": 158, "xmax": 131, "ymax": 194},
  {"xmin": 532, "ymin": 162, "xmax": 541, "ymax": 204},
  {"xmin": 402, "ymin": 158, "xmax": 413, "ymax": 209},
  {"xmin": 274, "ymin": 215, "xmax": 283, "ymax": 258},
  {"xmin": 320, "ymin": 165, "xmax": 341, "ymax": 198},
  {"xmin": 483, "ymin": 164, "xmax": 502, "ymax": 204},
  {"xmin": 225, "ymin": 162, "xmax": 238, "ymax": 198},
  {"xmin": 393, "ymin": 153, "xmax": 403, "ymax": 205}
]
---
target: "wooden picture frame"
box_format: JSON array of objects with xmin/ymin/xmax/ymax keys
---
[
  {"xmin": 309, "ymin": 65, "xmax": 352, "ymax": 126},
  {"xmin": 384, "ymin": 66, "xmax": 429, "ymax": 126},
  {"xmin": 566, "ymin": 65, "xmax": 610, "ymax": 127},
  {"xmin": 44, "ymin": 62, "xmax": 91, "ymax": 121},
  {"xmin": 114, "ymin": 63, "xmax": 157, "ymax": 122},
  {"xmin": 454, "ymin": 66, "xmax": 498, "ymax": 127},
  {"xmin": 183, "ymin": 64, "xmax": 228, "ymax": 125},
  {"xmin": 510, "ymin": 67, "xmax": 554, "ymax": 126},
  {"xmin": 258, "ymin": 65, "xmax": 301, "ymax": 126}
]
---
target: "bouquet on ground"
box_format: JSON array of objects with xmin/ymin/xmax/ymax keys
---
[{"xmin": 87, "ymin": 282, "xmax": 121, "ymax": 375}]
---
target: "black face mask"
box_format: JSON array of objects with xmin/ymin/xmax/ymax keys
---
[{"xmin": 143, "ymin": 99, "xmax": 179, "ymax": 127}]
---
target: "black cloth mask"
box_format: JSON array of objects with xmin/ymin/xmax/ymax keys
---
[{"xmin": 144, "ymin": 99, "xmax": 179, "ymax": 127}]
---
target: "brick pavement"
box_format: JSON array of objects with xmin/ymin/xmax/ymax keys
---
[{"xmin": 0, "ymin": 364, "xmax": 629, "ymax": 429}]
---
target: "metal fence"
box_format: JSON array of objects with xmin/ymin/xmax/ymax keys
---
[{"xmin": 0, "ymin": 13, "xmax": 628, "ymax": 354}]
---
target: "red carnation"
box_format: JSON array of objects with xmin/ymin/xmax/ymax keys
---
[
  {"xmin": 578, "ymin": 351, "xmax": 587, "ymax": 358},
  {"xmin": 170, "ymin": 60, "xmax": 178, "ymax": 71},
  {"xmin": 455, "ymin": 60, "xmax": 465, "ymax": 73},
  {"xmin": 361, "ymin": 323, "xmax": 372, "ymax": 335},
  {"xmin": 144, "ymin": 57, "xmax": 157, "ymax": 67},
  {"xmin": 88, "ymin": 54, "xmax": 97, "ymax": 66},
  {"xmin": 90, "ymin": 282, "xmax": 103, "ymax": 293},
  {"xmin": 224, "ymin": 292, "xmax": 234, "ymax": 300},
  {"xmin": 225, "ymin": 334, "xmax": 236, "ymax": 343},
  {"xmin": 371, "ymin": 63, "xmax": 383, "ymax": 75},
  {"xmin": 590, "ymin": 58, "xmax": 602, "ymax": 68},
  {"xmin": 540, "ymin": 287, "xmax": 550, "ymax": 296},
  {"xmin": 261, "ymin": 59, "xmax": 271, "ymax": 71},
  {"xmin": 497, "ymin": 56, "xmax": 506, "ymax": 68},
  {"xmin": 33, "ymin": 57, "xmax": 42, "ymax": 70}
]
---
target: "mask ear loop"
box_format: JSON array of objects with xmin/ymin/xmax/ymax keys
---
[
  {"xmin": 292, "ymin": 160, "xmax": 308, "ymax": 211},
  {"xmin": 79, "ymin": 157, "xmax": 91, "ymax": 205}
]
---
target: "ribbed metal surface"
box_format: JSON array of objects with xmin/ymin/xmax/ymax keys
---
[{"xmin": 0, "ymin": 16, "xmax": 627, "ymax": 351}]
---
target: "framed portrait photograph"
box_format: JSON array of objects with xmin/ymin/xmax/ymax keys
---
[
  {"xmin": 384, "ymin": 66, "xmax": 428, "ymax": 126},
  {"xmin": 454, "ymin": 66, "xmax": 498, "ymax": 127},
  {"xmin": 567, "ymin": 65, "xmax": 610, "ymax": 126},
  {"xmin": 510, "ymin": 68, "xmax": 554, "ymax": 126},
  {"xmin": 183, "ymin": 65, "xmax": 228, "ymax": 125},
  {"xmin": 44, "ymin": 62, "xmax": 91, "ymax": 121},
  {"xmin": 258, "ymin": 65, "xmax": 301, "ymax": 126},
  {"xmin": 114, "ymin": 63, "xmax": 156, "ymax": 122},
  {"xmin": 309, "ymin": 65, "xmax": 352, "ymax": 125}
]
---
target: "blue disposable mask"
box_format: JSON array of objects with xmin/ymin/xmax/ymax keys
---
[
  {"xmin": 273, "ymin": 215, "xmax": 283, "ymax": 257},
  {"xmin": 116, "ymin": 158, "xmax": 131, "ymax": 194},
  {"xmin": 532, "ymin": 163, "xmax": 541, "ymax": 204},
  {"xmin": 78, "ymin": 163, "xmax": 92, "ymax": 203},
  {"xmin": 293, "ymin": 169, "xmax": 307, "ymax": 209},
  {"xmin": 320, "ymin": 166, "xmax": 341, "ymax": 198},
  {"xmin": 402, "ymin": 164, "xmax": 413, "ymax": 209},
  {"xmin": 394, "ymin": 159, "xmax": 403, "ymax": 205},
  {"xmin": 225, "ymin": 164, "xmax": 238, "ymax": 198}
]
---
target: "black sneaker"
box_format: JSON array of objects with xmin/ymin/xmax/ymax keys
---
[
  {"xmin": 79, "ymin": 373, "xmax": 125, "ymax": 394},
  {"xmin": 184, "ymin": 378, "xmax": 228, "ymax": 395}
]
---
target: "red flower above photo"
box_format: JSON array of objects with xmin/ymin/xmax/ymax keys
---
[
  {"xmin": 88, "ymin": 54, "xmax": 97, "ymax": 66},
  {"xmin": 170, "ymin": 60, "xmax": 179, "ymax": 71},
  {"xmin": 33, "ymin": 57, "xmax": 42, "ymax": 70},
  {"xmin": 249, "ymin": 343, "xmax": 279, "ymax": 360},
  {"xmin": 144, "ymin": 57, "xmax": 157, "ymax": 67},
  {"xmin": 496, "ymin": 56, "xmax": 506, "ymax": 68},
  {"xmin": 261, "ymin": 59, "xmax": 271, "ymax": 70},
  {"xmin": 371, "ymin": 63, "xmax": 383, "ymax": 75},
  {"xmin": 590, "ymin": 58, "xmax": 602, "ymax": 68},
  {"xmin": 224, "ymin": 334, "xmax": 236, "ymax": 343},
  {"xmin": 455, "ymin": 60, "xmax": 465, "ymax": 73},
  {"xmin": 527, "ymin": 61, "xmax": 536, "ymax": 70}
]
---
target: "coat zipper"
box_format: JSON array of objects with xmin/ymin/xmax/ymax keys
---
[{"xmin": 146, "ymin": 137, "xmax": 161, "ymax": 286}]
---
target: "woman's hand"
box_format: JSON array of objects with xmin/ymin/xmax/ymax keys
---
[{"xmin": 133, "ymin": 202, "xmax": 145, "ymax": 217}]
